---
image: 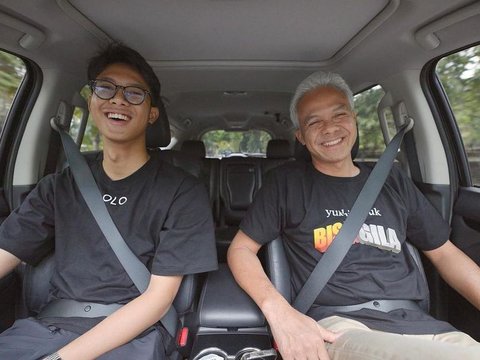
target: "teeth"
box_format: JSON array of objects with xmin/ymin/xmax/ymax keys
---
[
  {"xmin": 323, "ymin": 138, "xmax": 342, "ymax": 147},
  {"xmin": 107, "ymin": 113, "xmax": 129, "ymax": 121}
]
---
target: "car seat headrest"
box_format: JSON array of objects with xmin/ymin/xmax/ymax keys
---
[
  {"xmin": 146, "ymin": 99, "xmax": 171, "ymax": 149},
  {"xmin": 266, "ymin": 139, "xmax": 293, "ymax": 159},
  {"xmin": 181, "ymin": 140, "xmax": 206, "ymax": 158}
]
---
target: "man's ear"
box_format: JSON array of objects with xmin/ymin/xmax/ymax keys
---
[
  {"xmin": 295, "ymin": 129, "xmax": 305, "ymax": 145},
  {"xmin": 148, "ymin": 107, "xmax": 159, "ymax": 124}
]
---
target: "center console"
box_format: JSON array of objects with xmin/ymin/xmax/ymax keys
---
[{"xmin": 189, "ymin": 264, "xmax": 276, "ymax": 359}]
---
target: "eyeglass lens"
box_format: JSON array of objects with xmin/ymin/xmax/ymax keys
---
[{"xmin": 91, "ymin": 80, "xmax": 148, "ymax": 105}]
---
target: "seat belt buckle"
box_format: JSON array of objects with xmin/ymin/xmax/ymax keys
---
[{"xmin": 176, "ymin": 326, "xmax": 189, "ymax": 347}]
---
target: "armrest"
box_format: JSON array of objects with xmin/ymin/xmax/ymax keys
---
[{"xmin": 198, "ymin": 264, "xmax": 265, "ymax": 328}]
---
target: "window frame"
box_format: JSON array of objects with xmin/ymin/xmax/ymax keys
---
[
  {"xmin": 0, "ymin": 49, "xmax": 42, "ymax": 201},
  {"xmin": 422, "ymin": 42, "xmax": 480, "ymax": 188}
]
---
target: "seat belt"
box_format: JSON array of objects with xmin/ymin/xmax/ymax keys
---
[
  {"xmin": 47, "ymin": 120, "xmax": 178, "ymax": 338},
  {"xmin": 293, "ymin": 118, "xmax": 414, "ymax": 314}
]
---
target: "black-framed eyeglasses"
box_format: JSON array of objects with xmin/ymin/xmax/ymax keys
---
[{"xmin": 89, "ymin": 79, "xmax": 151, "ymax": 105}]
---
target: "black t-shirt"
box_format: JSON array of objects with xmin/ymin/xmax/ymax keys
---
[
  {"xmin": 0, "ymin": 152, "xmax": 217, "ymax": 333},
  {"xmin": 240, "ymin": 161, "xmax": 456, "ymax": 334}
]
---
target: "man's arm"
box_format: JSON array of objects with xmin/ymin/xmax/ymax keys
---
[
  {"xmin": 424, "ymin": 239, "xmax": 480, "ymax": 309},
  {"xmin": 227, "ymin": 230, "xmax": 338, "ymax": 360},
  {"xmin": 56, "ymin": 274, "xmax": 182, "ymax": 360},
  {"xmin": 0, "ymin": 248, "xmax": 21, "ymax": 279}
]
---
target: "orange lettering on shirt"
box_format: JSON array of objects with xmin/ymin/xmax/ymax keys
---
[{"xmin": 314, "ymin": 222, "xmax": 343, "ymax": 253}]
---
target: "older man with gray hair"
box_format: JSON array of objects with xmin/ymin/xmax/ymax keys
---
[{"xmin": 228, "ymin": 71, "xmax": 480, "ymax": 359}]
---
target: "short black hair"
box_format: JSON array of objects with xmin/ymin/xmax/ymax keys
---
[{"xmin": 87, "ymin": 43, "xmax": 160, "ymax": 106}]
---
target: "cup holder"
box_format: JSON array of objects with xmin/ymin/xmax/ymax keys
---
[{"xmin": 193, "ymin": 347, "xmax": 277, "ymax": 360}]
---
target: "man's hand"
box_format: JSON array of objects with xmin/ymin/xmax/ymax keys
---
[
  {"xmin": 228, "ymin": 231, "xmax": 339, "ymax": 360},
  {"xmin": 264, "ymin": 300, "xmax": 339, "ymax": 360}
]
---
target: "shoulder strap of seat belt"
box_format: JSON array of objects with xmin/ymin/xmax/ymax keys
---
[
  {"xmin": 293, "ymin": 118, "xmax": 414, "ymax": 314},
  {"xmin": 54, "ymin": 121, "xmax": 178, "ymax": 337}
]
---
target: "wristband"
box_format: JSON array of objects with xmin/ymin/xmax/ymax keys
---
[{"xmin": 42, "ymin": 352, "xmax": 62, "ymax": 360}]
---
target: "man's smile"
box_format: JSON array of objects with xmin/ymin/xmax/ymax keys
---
[
  {"xmin": 105, "ymin": 112, "xmax": 132, "ymax": 123},
  {"xmin": 321, "ymin": 137, "xmax": 344, "ymax": 147}
]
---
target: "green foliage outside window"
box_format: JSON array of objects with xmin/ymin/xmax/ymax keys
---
[
  {"xmin": 354, "ymin": 86, "xmax": 385, "ymax": 160},
  {"xmin": 0, "ymin": 51, "xmax": 26, "ymax": 134},
  {"xmin": 78, "ymin": 85, "xmax": 103, "ymax": 151},
  {"xmin": 202, "ymin": 130, "xmax": 271, "ymax": 158},
  {"xmin": 436, "ymin": 45, "xmax": 480, "ymax": 185}
]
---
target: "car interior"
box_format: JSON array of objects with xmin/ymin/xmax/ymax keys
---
[{"xmin": 1, "ymin": 0, "xmax": 480, "ymax": 358}]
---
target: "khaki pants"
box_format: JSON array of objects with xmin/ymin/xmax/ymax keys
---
[{"xmin": 319, "ymin": 316, "xmax": 480, "ymax": 360}]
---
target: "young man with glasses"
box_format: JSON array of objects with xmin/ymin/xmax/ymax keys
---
[{"xmin": 0, "ymin": 44, "xmax": 217, "ymax": 359}]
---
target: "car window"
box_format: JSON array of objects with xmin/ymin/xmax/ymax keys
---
[
  {"xmin": 78, "ymin": 85, "xmax": 103, "ymax": 152},
  {"xmin": 80, "ymin": 117, "xmax": 102, "ymax": 152},
  {"xmin": 0, "ymin": 50, "xmax": 27, "ymax": 137},
  {"xmin": 202, "ymin": 129, "xmax": 272, "ymax": 158},
  {"xmin": 354, "ymin": 85, "xmax": 386, "ymax": 161},
  {"xmin": 436, "ymin": 45, "xmax": 480, "ymax": 186}
]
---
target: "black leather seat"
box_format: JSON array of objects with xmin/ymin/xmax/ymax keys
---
[{"xmin": 197, "ymin": 263, "xmax": 265, "ymax": 329}]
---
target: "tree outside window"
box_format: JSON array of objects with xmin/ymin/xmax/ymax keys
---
[
  {"xmin": 436, "ymin": 45, "xmax": 480, "ymax": 185},
  {"xmin": 0, "ymin": 51, "xmax": 26, "ymax": 134}
]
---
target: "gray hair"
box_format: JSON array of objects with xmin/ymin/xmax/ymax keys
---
[{"xmin": 289, "ymin": 71, "xmax": 354, "ymax": 129}]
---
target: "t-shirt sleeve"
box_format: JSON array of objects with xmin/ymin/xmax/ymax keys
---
[
  {"xmin": 394, "ymin": 168, "xmax": 450, "ymax": 251},
  {"xmin": 151, "ymin": 177, "xmax": 218, "ymax": 276},
  {"xmin": 240, "ymin": 170, "xmax": 283, "ymax": 245},
  {"xmin": 0, "ymin": 175, "xmax": 55, "ymax": 265}
]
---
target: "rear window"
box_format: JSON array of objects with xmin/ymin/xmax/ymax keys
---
[
  {"xmin": 0, "ymin": 50, "xmax": 27, "ymax": 136},
  {"xmin": 354, "ymin": 85, "xmax": 387, "ymax": 161},
  {"xmin": 202, "ymin": 129, "xmax": 272, "ymax": 158},
  {"xmin": 436, "ymin": 45, "xmax": 480, "ymax": 185}
]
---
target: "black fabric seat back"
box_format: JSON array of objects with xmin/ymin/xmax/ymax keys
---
[
  {"xmin": 16, "ymin": 254, "xmax": 54, "ymax": 318},
  {"xmin": 219, "ymin": 157, "xmax": 262, "ymax": 225},
  {"xmin": 180, "ymin": 140, "xmax": 206, "ymax": 158},
  {"xmin": 180, "ymin": 140, "xmax": 219, "ymax": 217},
  {"xmin": 146, "ymin": 100, "xmax": 171, "ymax": 149},
  {"xmin": 216, "ymin": 157, "xmax": 262, "ymax": 260},
  {"xmin": 16, "ymin": 254, "xmax": 198, "ymax": 318},
  {"xmin": 157, "ymin": 149, "xmax": 204, "ymax": 179},
  {"xmin": 262, "ymin": 139, "xmax": 294, "ymax": 175}
]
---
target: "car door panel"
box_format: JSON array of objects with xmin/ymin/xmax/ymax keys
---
[{"xmin": 449, "ymin": 187, "xmax": 480, "ymax": 340}]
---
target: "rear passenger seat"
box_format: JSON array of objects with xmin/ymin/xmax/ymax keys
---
[
  {"xmin": 216, "ymin": 156, "xmax": 263, "ymax": 260},
  {"xmin": 180, "ymin": 140, "xmax": 220, "ymax": 216},
  {"xmin": 262, "ymin": 139, "xmax": 294, "ymax": 175},
  {"xmin": 176, "ymin": 139, "xmax": 293, "ymax": 262}
]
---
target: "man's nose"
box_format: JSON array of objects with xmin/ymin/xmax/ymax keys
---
[
  {"xmin": 110, "ymin": 87, "xmax": 129, "ymax": 105},
  {"xmin": 321, "ymin": 117, "xmax": 340, "ymax": 132}
]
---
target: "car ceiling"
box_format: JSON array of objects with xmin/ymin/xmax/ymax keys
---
[{"xmin": 0, "ymin": 0, "xmax": 479, "ymax": 140}]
